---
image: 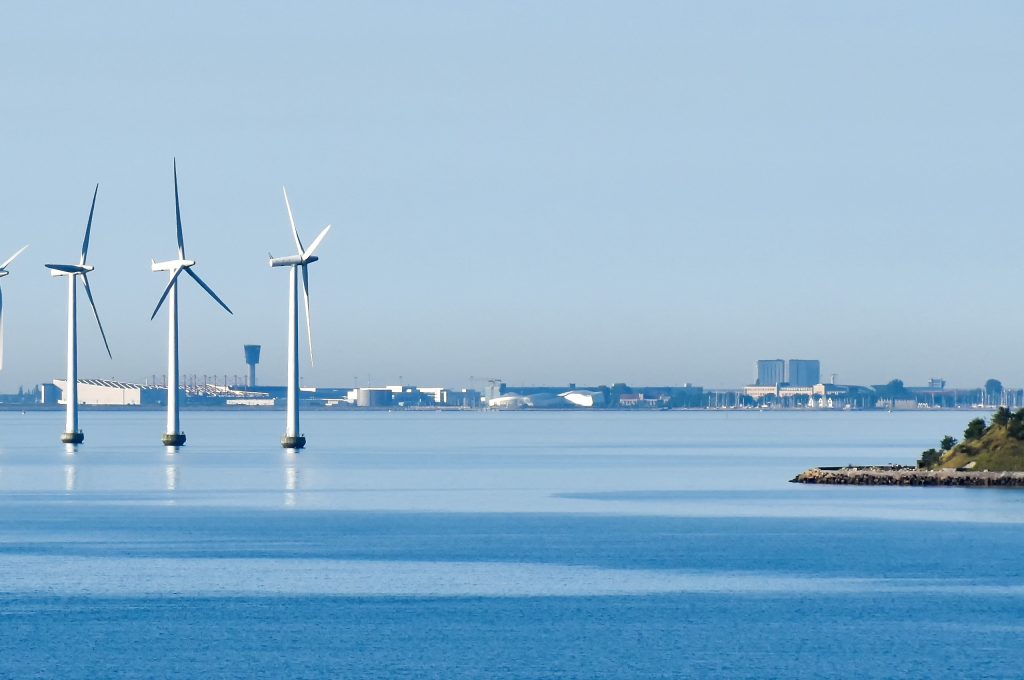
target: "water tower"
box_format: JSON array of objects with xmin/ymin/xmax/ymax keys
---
[{"xmin": 243, "ymin": 344, "xmax": 261, "ymax": 387}]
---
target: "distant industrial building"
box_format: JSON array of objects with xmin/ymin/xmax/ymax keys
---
[
  {"xmin": 491, "ymin": 384, "xmax": 702, "ymax": 409},
  {"xmin": 561, "ymin": 390, "xmax": 606, "ymax": 408},
  {"xmin": 348, "ymin": 387, "xmax": 394, "ymax": 407},
  {"xmin": 788, "ymin": 359, "xmax": 820, "ymax": 387},
  {"xmin": 744, "ymin": 382, "xmax": 874, "ymax": 409},
  {"xmin": 416, "ymin": 387, "xmax": 483, "ymax": 408},
  {"xmin": 485, "ymin": 387, "xmax": 606, "ymax": 409},
  {"xmin": 616, "ymin": 392, "xmax": 669, "ymax": 408},
  {"xmin": 494, "ymin": 384, "xmax": 610, "ymax": 409},
  {"xmin": 226, "ymin": 397, "xmax": 276, "ymax": 407},
  {"xmin": 344, "ymin": 385, "xmax": 482, "ymax": 408},
  {"xmin": 53, "ymin": 379, "xmax": 164, "ymax": 406},
  {"xmin": 39, "ymin": 383, "xmax": 61, "ymax": 404},
  {"xmin": 52, "ymin": 379, "xmax": 274, "ymax": 407},
  {"xmin": 756, "ymin": 359, "xmax": 786, "ymax": 386},
  {"xmin": 488, "ymin": 393, "xmax": 530, "ymax": 409},
  {"xmin": 754, "ymin": 358, "xmax": 821, "ymax": 388}
]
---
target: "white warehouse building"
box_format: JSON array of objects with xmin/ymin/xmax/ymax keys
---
[
  {"xmin": 53, "ymin": 379, "xmax": 164, "ymax": 406},
  {"xmin": 560, "ymin": 390, "xmax": 606, "ymax": 408}
]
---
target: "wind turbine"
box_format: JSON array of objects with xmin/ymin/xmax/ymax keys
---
[
  {"xmin": 45, "ymin": 185, "xmax": 112, "ymax": 445},
  {"xmin": 269, "ymin": 188, "xmax": 330, "ymax": 449},
  {"xmin": 0, "ymin": 244, "xmax": 29, "ymax": 371},
  {"xmin": 151, "ymin": 160, "xmax": 233, "ymax": 447}
]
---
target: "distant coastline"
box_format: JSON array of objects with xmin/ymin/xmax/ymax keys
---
[
  {"xmin": 0, "ymin": 403, "xmax": 1001, "ymax": 414},
  {"xmin": 0, "ymin": 376, "xmax": 1018, "ymax": 412}
]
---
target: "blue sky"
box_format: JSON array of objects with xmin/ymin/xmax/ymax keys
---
[{"xmin": 0, "ymin": 1, "xmax": 1021, "ymax": 390}]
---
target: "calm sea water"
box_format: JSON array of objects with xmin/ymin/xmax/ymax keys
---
[{"xmin": 1, "ymin": 409, "xmax": 1023, "ymax": 678}]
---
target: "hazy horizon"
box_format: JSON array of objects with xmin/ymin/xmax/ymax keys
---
[{"xmin": 1, "ymin": 1, "xmax": 1022, "ymax": 392}]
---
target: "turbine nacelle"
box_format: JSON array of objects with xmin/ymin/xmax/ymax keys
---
[
  {"xmin": 269, "ymin": 254, "xmax": 318, "ymax": 267},
  {"xmin": 152, "ymin": 258, "xmax": 196, "ymax": 272},
  {"xmin": 45, "ymin": 263, "xmax": 94, "ymax": 277}
]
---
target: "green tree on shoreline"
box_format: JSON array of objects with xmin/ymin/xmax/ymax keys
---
[
  {"xmin": 964, "ymin": 418, "xmax": 985, "ymax": 441},
  {"xmin": 918, "ymin": 448, "xmax": 941, "ymax": 468}
]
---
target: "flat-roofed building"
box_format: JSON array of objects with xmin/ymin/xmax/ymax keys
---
[
  {"xmin": 756, "ymin": 359, "xmax": 785, "ymax": 386},
  {"xmin": 418, "ymin": 387, "xmax": 482, "ymax": 408},
  {"xmin": 788, "ymin": 359, "xmax": 820, "ymax": 387},
  {"xmin": 53, "ymin": 379, "xmax": 164, "ymax": 406}
]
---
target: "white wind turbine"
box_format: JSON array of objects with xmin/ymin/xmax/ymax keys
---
[
  {"xmin": 269, "ymin": 188, "xmax": 330, "ymax": 449},
  {"xmin": 0, "ymin": 244, "xmax": 29, "ymax": 370},
  {"xmin": 44, "ymin": 185, "xmax": 112, "ymax": 445},
  {"xmin": 150, "ymin": 160, "xmax": 233, "ymax": 447}
]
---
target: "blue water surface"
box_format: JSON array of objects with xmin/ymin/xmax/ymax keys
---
[{"xmin": 0, "ymin": 409, "xmax": 1021, "ymax": 678}]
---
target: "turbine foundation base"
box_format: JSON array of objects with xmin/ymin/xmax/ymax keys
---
[
  {"xmin": 281, "ymin": 435, "xmax": 306, "ymax": 450},
  {"xmin": 162, "ymin": 433, "xmax": 186, "ymax": 447},
  {"xmin": 61, "ymin": 432, "xmax": 84, "ymax": 445}
]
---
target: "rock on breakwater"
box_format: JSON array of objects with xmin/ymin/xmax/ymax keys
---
[{"xmin": 791, "ymin": 466, "xmax": 1024, "ymax": 487}]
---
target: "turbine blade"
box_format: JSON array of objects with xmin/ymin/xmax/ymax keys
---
[
  {"xmin": 184, "ymin": 267, "xmax": 232, "ymax": 315},
  {"xmin": 150, "ymin": 266, "xmax": 184, "ymax": 320},
  {"xmin": 283, "ymin": 187, "xmax": 304, "ymax": 254},
  {"xmin": 81, "ymin": 273, "xmax": 112, "ymax": 359},
  {"xmin": 174, "ymin": 159, "xmax": 185, "ymax": 258},
  {"xmin": 301, "ymin": 263, "xmax": 313, "ymax": 366},
  {"xmin": 0, "ymin": 244, "xmax": 28, "ymax": 270},
  {"xmin": 80, "ymin": 184, "xmax": 99, "ymax": 265},
  {"xmin": 302, "ymin": 224, "xmax": 331, "ymax": 261}
]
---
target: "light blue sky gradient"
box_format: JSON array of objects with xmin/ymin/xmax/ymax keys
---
[{"xmin": 1, "ymin": 1, "xmax": 1021, "ymax": 390}]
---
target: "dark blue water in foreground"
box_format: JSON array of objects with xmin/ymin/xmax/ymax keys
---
[{"xmin": 1, "ymin": 409, "xmax": 1023, "ymax": 678}]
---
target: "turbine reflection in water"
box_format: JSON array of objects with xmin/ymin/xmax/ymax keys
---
[
  {"xmin": 284, "ymin": 451, "xmax": 299, "ymax": 507},
  {"xmin": 64, "ymin": 464, "xmax": 76, "ymax": 493},
  {"xmin": 165, "ymin": 464, "xmax": 178, "ymax": 492}
]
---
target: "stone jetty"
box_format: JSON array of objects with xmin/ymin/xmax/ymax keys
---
[{"xmin": 791, "ymin": 466, "xmax": 1024, "ymax": 487}]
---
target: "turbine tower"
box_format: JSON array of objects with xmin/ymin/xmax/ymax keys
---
[
  {"xmin": 0, "ymin": 244, "xmax": 30, "ymax": 371},
  {"xmin": 44, "ymin": 185, "xmax": 112, "ymax": 445},
  {"xmin": 151, "ymin": 160, "xmax": 233, "ymax": 447},
  {"xmin": 269, "ymin": 188, "xmax": 330, "ymax": 449}
]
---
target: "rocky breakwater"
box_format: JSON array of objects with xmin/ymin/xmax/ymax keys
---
[{"xmin": 791, "ymin": 466, "xmax": 1024, "ymax": 487}]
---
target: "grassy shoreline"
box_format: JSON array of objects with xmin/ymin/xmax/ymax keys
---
[{"xmin": 920, "ymin": 408, "xmax": 1024, "ymax": 472}]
